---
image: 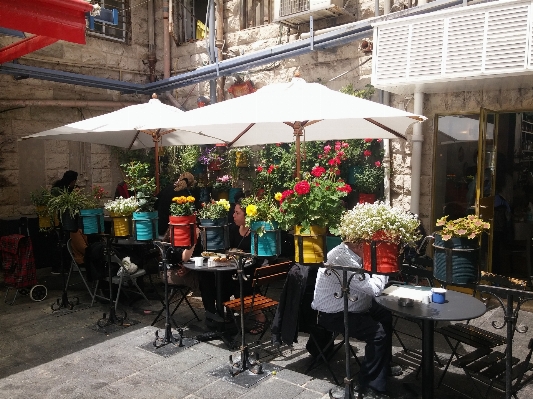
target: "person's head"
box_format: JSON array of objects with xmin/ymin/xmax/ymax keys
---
[
  {"xmin": 233, "ymin": 203, "xmax": 246, "ymax": 227},
  {"xmin": 63, "ymin": 170, "xmax": 78, "ymax": 187},
  {"xmin": 174, "ymin": 172, "xmax": 196, "ymax": 192}
]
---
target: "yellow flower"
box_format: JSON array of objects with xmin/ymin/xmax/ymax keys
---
[
  {"xmin": 274, "ymin": 192, "xmax": 282, "ymax": 201},
  {"xmin": 172, "ymin": 197, "xmax": 179, "ymax": 202},
  {"xmin": 187, "ymin": 196, "xmax": 195, "ymax": 203},
  {"xmin": 218, "ymin": 199, "xmax": 230, "ymax": 211},
  {"xmin": 246, "ymin": 204, "xmax": 258, "ymax": 217}
]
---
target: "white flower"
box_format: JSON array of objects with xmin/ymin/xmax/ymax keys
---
[{"xmin": 104, "ymin": 196, "xmax": 139, "ymax": 215}]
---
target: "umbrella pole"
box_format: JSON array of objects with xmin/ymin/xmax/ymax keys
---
[
  {"xmin": 294, "ymin": 124, "xmax": 303, "ymax": 179},
  {"xmin": 154, "ymin": 133, "xmax": 160, "ymax": 194}
]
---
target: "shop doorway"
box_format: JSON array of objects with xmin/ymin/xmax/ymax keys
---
[{"xmin": 434, "ymin": 110, "xmax": 533, "ymax": 282}]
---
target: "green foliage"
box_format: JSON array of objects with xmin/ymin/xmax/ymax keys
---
[
  {"xmin": 240, "ymin": 194, "xmax": 281, "ymax": 229},
  {"xmin": 353, "ymin": 163, "xmax": 385, "ymax": 193},
  {"xmin": 340, "ymin": 83, "xmax": 375, "ymax": 100},
  {"xmin": 255, "ymin": 143, "xmax": 295, "ymax": 193},
  {"xmin": 178, "ymin": 145, "xmax": 202, "ymax": 174},
  {"xmin": 197, "ymin": 199, "xmax": 230, "ymax": 219},
  {"xmin": 30, "ymin": 188, "xmax": 51, "ymax": 207},
  {"xmin": 121, "ymin": 161, "xmax": 157, "ymax": 212},
  {"xmin": 48, "ymin": 188, "xmax": 96, "ymax": 218}
]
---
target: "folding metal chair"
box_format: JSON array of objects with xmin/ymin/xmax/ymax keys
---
[
  {"xmin": 65, "ymin": 239, "xmax": 95, "ymax": 302},
  {"xmin": 151, "ymin": 281, "xmax": 201, "ymax": 328}
]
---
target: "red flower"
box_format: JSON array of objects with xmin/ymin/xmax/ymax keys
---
[
  {"xmin": 337, "ymin": 184, "xmax": 352, "ymax": 193},
  {"xmin": 267, "ymin": 165, "xmax": 275, "ymax": 174},
  {"xmin": 364, "ymin": 138, "xmax": 372, "ymax": 143},
  {"xmin": 294, "ymin": 181, "xmax": 311, "ymax": 195},
  {"xmin": 342, "ymin": 142, "xmax": 349, "ymax": 148},
  {"xmin": 280, "ymin": 189, "xmax": 294, "ymax": 203},
  {"xmin": 364, "ymin": 150, "xmax": 372, "ymax": 157},
  {"xmin": 335, "ymin": 141, "xmax": 341, "ymax": 151},
  {"xmin": 375, "ymin": 161, "xmax": 381, "ymax": 167},
  {"xmin": 335, "ymin": 170, "xmax": 341, "ymax": 175},
  {"xmin": 311, "ymin": 166, "xmax": 326, "ymax": 177},
  {"xmin": 256, "ymin": 166, "xmax": 263, "ymax": 172},
  {"xmin": 377, "ymin": 139, "xmax": 382, "ymax": 142},
  {"xmin": 276, "ymin": 143, "xmax": 281, "ymax": 146}
]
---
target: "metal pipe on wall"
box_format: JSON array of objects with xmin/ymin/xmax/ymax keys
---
[
  {"xmin": 410, "ymin": 91, "xmax": 424, "ymax": 215},
  {"xmin": 163, "ymin": 0, "xmax": 171, "ymax": 79},
  {"xmin": 215, "ymin": 0, "xmax": 225, "ymax": 102},
  {"xmin": 208, "ymin": 0, "xmax": 217, "ymax": 103}
]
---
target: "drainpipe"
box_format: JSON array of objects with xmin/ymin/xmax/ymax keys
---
[
  {"xmin": 147, "ymin": 0, "xmax": 156, "ymax": 82},
  {"xmin": 208, "ymin": 0, "xmax": 217, "ymax": 103},
  {"xmin": 410, "ymin": 91, "xmax": 424, "ymax": 215},
  {"xmin": 215, "ymin": 0, "xmax": 225, "ymax": 102},
  {"xmin": 163, "ymin": 0, "xmax": 171, "ymax": 80}
]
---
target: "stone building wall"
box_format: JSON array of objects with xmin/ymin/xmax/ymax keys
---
[{"xmin": 0, "ymin": 0, "xmax": 413, "ymax": 218}]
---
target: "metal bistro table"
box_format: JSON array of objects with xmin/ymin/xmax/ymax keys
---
[{"xmin": 375, "ymin": 286, "xmax": 486, "ymax": 399}]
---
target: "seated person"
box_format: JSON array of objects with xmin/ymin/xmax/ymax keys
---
[{"xmin": 312, "ymin": 241, "xmax": 400, "ymax": 399}]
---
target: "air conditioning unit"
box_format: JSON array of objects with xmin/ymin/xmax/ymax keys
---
[{"xmin": 273, "ymin": 0, "xmax": 346, "ymax": 25}]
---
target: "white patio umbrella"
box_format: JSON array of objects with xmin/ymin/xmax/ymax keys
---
[
  {"xmin": 21, "ymin": 94, "xmax": 224, "ymax": 192},
  {"xmin": 168, "ymin": 77, "xmax": 426, "ymax": 176}
]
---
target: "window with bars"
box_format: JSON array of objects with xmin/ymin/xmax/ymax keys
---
[
  {"xmin": 87, "ymin": 0, "xmax": 129, "ymax": 42},
  {"xmin": 279, "ymin": 0, "xmax": 309, "ymax": 17},
  {"xmin": 241, "ymin": 0, "xmax": 273, "ymax": 29}
]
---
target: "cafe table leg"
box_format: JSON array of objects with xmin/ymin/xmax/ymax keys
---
[{"xmin": 422, "ymin": 320, "xmax": 434, "ymax": 399}]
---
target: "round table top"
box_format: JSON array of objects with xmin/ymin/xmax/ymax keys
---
[
  {"xmin": 375, "ymin": 287, "xmax": 486, "ymax": 322},
  {"xmin": 182, "ymin": 260, "xmax": 238, "ymax": 272}
]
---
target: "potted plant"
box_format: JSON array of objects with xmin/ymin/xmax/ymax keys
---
[
  {"xmin": 241, "ymin": 194, "xmax": 282, "ymax": 257},
  {"xmin": 179, "ymin": 145, "xmax": 203, "ymax": 175},
  {"xmin": 79, "ymin": 185, "xmax": 108, "ymax": 235},
  {"xmin": 48, "ymin": 187, "xmax": 95, "ymax": 232},
  {"xmin": 104, "ymin": 196, "xmax": 140, "ymax": 236},
  {"xmin": 30, "ymin": 187, "xmax": 54, "ymax": 229},
  {"xmin": 338, "ymin": 201, "xmax": 421, "ymax": 273},
  {"xmin": 168, "ymin": 195, "xmax": 197, "ymax": 247},
  {"xmin": 275, "ymin": 145, "xmax": 353, "ymax": 264},
  {"xmin": 197, "ymin": 198, "xmax": 231, "ymax": 251},
  {"xmin": 212, "ymin": 174, "xmax": 232, "ymax": 201},
  {"xmin": 121, "ymin": 161, "xmax": 158, "ymax": 240},
  {"xmin": 199, "ymin": 146, "xmax": 225, "ymax": 171},
  {"xmin": 433, "ymin": 215, "xmax": 490, "ymax": 285},
  {"xmin": 352, "ymin": 162, "xmax": 385, "ymax": 203}
]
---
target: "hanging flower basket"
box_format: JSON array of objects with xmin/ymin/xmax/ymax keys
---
[{"xmin": 236, "ymin": 151, "xmax": 249, "ymax": 167}]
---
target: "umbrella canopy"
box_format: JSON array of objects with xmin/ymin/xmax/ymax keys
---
[
  {"xmin": 166, "ymin": 77, "xmax": 426, "ymax": 176},
  {"xmin": 21, "ymin": 95, "xmax": 224, "ymax": 191}
]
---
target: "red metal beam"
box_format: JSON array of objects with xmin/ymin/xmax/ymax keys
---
[
  {"xmin": 0, "ymin": 0, "xmax": 93, "ymax": 44},
  {"xmin": 0, "ymin": 36, "xmax": 59, "ymax": 64}
]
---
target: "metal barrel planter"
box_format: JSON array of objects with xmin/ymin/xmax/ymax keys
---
[
  {"xmin": 132, "ymin": 211, "xmax": 158, "ymax": 240},
  {"xmin": 362, "ymin": 231, "xmax": 401, "ymax": 274},
  {"xmin": 60, "ymin": 211, "xmax": 79, "ymax": 232},
  {"xmin": 109, "ymin": 213, "xmax": 132, "ymax": 237},
  {"xmin": 433, "ymin": 233, "xmax": 480, "ymax": 285},
  {"xmin": 294, "ymin": 225, "xmax": 327, "ymax": 264},
  {"xmin": 229, "ymin": 188, "xmax": 243, "ymax": 203},
  {"xmin": 251, "ymin": 221, "xmax": 281, "ymax": 257},
  {"xmin": 199, "ymin": 217, "xmax": 228, "ymax": 251},
  {"xmin": 169, "ymin": 215, "xmax": 197, "ymax": 248},
  {"xmin": 79, "ymin": 208, "xmax": 104, "ymax": 234},
  {"xmin": 326, "ymin": 235, "xmax": 342, "ymax": 253}
]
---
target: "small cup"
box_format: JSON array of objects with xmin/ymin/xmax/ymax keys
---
[
  {"xmin": 192, "ymin": 257, "xmax": 204, "ymax": 267},
  {"xmin": 422, "ymin": 293, "xmax": 431, "ymax": 304},
  {"xmin": 431, "ymin": 288, "xmax": 446, "ymax": 304}
]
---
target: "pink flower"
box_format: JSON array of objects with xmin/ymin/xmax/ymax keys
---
[
  {"xmin": 375, "ymin": 161, "xmax": 381, "ymax": 167},
  {"xmin": 311, "ymin": 166, "xmax": 326, "ymax": 177},
  {"xmin": 324, "ymin": 145, "xmax": 332, "ymax": 154},
  {"xmin": 294, "ymin": 181, "xmax": 311, "ymax": 195},
  {"xmin": 364, "ymin": 150, "xmax": 372, "ymax": 157},
  {"xmin": 342, "ymin": 142, "xmax": 349, "ymax": 148},
  {"xmin": 256, "ymin": 166, "xmax": 263, "ymax": 172},
  {"xmin": 335, "ymin": 141, "xmax": 341, "ymax": 151}
]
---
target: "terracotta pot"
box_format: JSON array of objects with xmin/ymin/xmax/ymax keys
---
[
  {"xmin": 362, "ymin": 230, "xmax": 400, "ymax": 274},
  {"xmin": 294, "ymin": 225, "xmax": 327, "ymax": 264},
  {"xmin": 169, "ymin": 215, "xmax": 197, "ymax": 247}
]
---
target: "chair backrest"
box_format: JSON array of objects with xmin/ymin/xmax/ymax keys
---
[
  {"xmin": 252, "ymin": 260, "xmax": 292, "ymax": 288},
  {"xmin": 66, "ymin": 239, "xmax": 77, "ymax": 264},
  {"xmin": 400, "ymin": 263, "xmax": 435, "ymax": 287}
]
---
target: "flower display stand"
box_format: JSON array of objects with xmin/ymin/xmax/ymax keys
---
[
  {"xmin": 251, "ymin": 221, "xmax": 281, "ymax": 257},
  {"xmin": 294, "ymin": 225, "xmax": 327, "ymax": 264},
  {"xmin": 79, "ymin": 208, "xmax": 104, "ymax": 234},
  {"xmin": 433, "ymin": 233, "xmax": 480, "ymax": 285},
  {"xmin": 169, "ymin": 215, "xmax": 197, "ymax": 247},
  {"xmin": 132, "ymin": 211, "xmax": 158, "ymax": 240},
  {"xmin": 199, "ymin": 217, "xmax": 228, "ymax": 251}
]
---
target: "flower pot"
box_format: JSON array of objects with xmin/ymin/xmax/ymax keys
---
[
  {"xmin": 229, "ymin": 188, "xmax": 243, "ymax": 204},
  {"xmin": 294, "ymin": 225, "xmax": 327, "ymax": 264},
  {"xmin": 347, "ymin": 165, "xmax": 362, "ymax": 185},
  {"xmin": 36, "ymin": 206, "xmax": 52, "ymax": 229},
  {"xmin": 60, "ymin": 211, "xmax": 79, "ymax": 232},
  {"xmin": 208, "ymin": 160, "xmax": 221, "ymax": 171},
  {"xmin": 236, "ymin": 151, "xmax": 249, "ymax": 167},
  {"xmin": 132, "ymin": 211, "xmax": 158, "ymax": 241},
  {"xmin": 214, "ymin": 190, "xmax": 229, "ymax": 201},
  {"xmin": 362, "ymin": 231, "xmax": 401, "ymax": 274},
  {"xmin": 251, "ymin": 221, "xmax": 281, "ymax": 257},
  {"xmin": 433, "ymin": 233, "xmax": 479, "ymax": 285},
  {"xmin": 199, "ymin": 217, "xmax": 228, "ymax": 251},
  {"xmin": 358, "ymin": 193, "xmax": 376, "ymax": 204},
  {"xmin": 169, "ymin": 215, "xmax": 197, "ymax": 247},
  {"xmin": 109, "ymin": 213, "xmax": 131, "ymax": 237},
  {"xmin": 79, "ymin": 208, "xmax": 104, "ymax": 235},
  {"xmin": 326, "ymin": 235, "xmax": 342, "ymax": 253}
]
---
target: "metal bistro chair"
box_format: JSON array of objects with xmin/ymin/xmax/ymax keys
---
[{"xmin": 65, "ymin": 239, "xmax": 95, "ymax": 303}]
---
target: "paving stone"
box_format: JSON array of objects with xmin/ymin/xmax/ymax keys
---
[
  {"xmin": 238, "ymin": 376, "xmax": 305, "ymax": 399},
  {"xmin": 275, "ymin": 368, "xmax": 313, "ymax": 386}
]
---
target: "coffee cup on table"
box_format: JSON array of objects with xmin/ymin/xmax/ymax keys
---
[
  {"xmin": 431, "ymin": 288, "xmax": 446, "ymax": 304},
  {"xmin": 192, "ymin": 257, "xmax": 204, "ymax": 267}
]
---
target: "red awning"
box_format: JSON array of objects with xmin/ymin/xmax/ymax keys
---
[{"xmin": 0, "ymin": 0, "xmax": 93, "ymax": 64}]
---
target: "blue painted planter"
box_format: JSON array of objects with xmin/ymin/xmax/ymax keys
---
[
  {"xmin": 326, "ymin": 236, "xmax": 342, "ymax": 253},
  {"xmin": 347, "ymin": 165, "xmax": 362, "ymax": 185},
  {"xmin": 433, "ymin": 234, "xmax": 480, "ymax": 285},
  {"xmin": 132, "ymin": 211, "xmax": 159, "ymax": 240},
  {"xmin": 251, "ymin": 221, "xmax": 281, "ymax": 257},
  {"xmin": 229, "ymin": 188, "xmax": 243, "ymax": 204},
  {"xmin": 199, "ymin": 218, "xmax": 228, "ymax": 251},
  {"xmin": 79, "ymin": 208, "xmax": 104, "ymax": 234}
]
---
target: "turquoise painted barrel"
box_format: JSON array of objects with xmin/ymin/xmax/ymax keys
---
[
  {"xmin": 326, "ymin": 236, "xmax": 342, "ymax": 253},
  {"xmin": 251, "ymin": 221, "xmax": 281, "ymax": 257},
  {"xmin": 229, "ymin": 188, "xmax": 243, "ymax": 203},
  {"xmin": 132, "ymin": 211, "xmax": 158, "ymax": 240},
  {"xmin": 433, "ymin": 234, "xmax": 479, "ymax": 285},
  {"xmin": 199, "ymin": 218, "xmax": 228, "ymax": 251},
  {"xmin": 79, "ymin": 208, "xmax": 104, "ymax": 234}
]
